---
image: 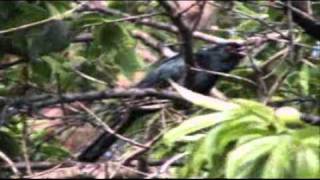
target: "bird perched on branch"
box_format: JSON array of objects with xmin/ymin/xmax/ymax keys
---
[
  {"xmin": 78, "ymin": 42, "xmax": 246, "ymax": 162},
  {"xmin": 137, "ymin": 42, "xmax": 246, "ymax": 94}
]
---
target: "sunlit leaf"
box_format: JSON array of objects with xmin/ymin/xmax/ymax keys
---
[
  {"xmin": 163, "ymin": 110, "xmax": 243, "ymax": 146},
  {"xmin": 232, "ymin": 99, "xmax": 275, "ymax": 123},
  {"xmin": 171, "ymin": 81, "xmax": 239, "ymax": 111}
]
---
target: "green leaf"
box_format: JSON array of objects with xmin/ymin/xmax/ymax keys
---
[
  {"xmin": 44, "ymin": 1, "xmax": 71, "ymax": 15},
  {"xmin": 94, "ymin": 24, "xmax": 122, "ymax": 51},
  {"xmin": 40, "ymin": 143, "xmax": 70, "ymax": 159},
  {"xmin": 178, "ymin": 140, "xmax": 208, "ymax": 177},
  {"xmin": 293, "ymin": 127, "xmax": 320, "ymax": 149},
  {"xmin": 294, "ymin": 148, "xmax": 320, "ymax": 178},
  {"xmin": 170, "ymin": 81, "xmax": 239, "ymax": 111},
  {"xmin": 235, "ymin": 1, "xmax": 268, "ymax": 18},
  {"xmin": 115, "ymin": 47, "xmax": 143, "ymax": 78},
  {"xmin": 205, "ymin": 116, "xmax": 270, "ymax": 177},
  {"xmin": 0, "ymin": 129, "xmax": 20, "ymax": 158},
  {"xmin": 0, "ymin": 2, "xmax": 48, "ymax": 29},
  {"xmin": 163, "ymin": 109, "xmax": 246, "ymax": 147},
  {"xmin": 299, "ymin": 64, "xmax": 310, "ymax": 95},
  {"xmin": 31, "ymin": 60, "xmax": 52, "ymax": 83},
  {"xmin": 94, "ymin": 23, "xmax": 143, "ymax": 78},
  {"xmin": 226, "ymin": 135, "xmax": 281, "ymax": 178},
  {"xmin": 237, "ymin": 20, "xmax": 260, "ymax": 33},
  {"xmin": 74, "ymin": 13, "xmax": 106, "ymax": 29},
  {"xmin": 268, "ymin": 6, "xmax": 284, "ymax": 21},
  {"xmin": 207, "ymin": 115, "xmax": 269, "ymax": 155},
  {"xmin": 232, "ymin": 99, "xmax": 275, "ymax": 123},
  {"xmin": 261, "ymin": 136, "xmax": 294, "ymax": 178}
]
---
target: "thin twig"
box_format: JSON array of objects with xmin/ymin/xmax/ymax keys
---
[
  {"xmin": 81, "ymin": 6, "xmax": 236, "ymax": 44},
  {"xmin": 0, "ymin": 2, "xmax": 87, "ymax": 35},
  {"xmin": 190, "ymin": 67, "xmax": 257, "ymax": 86},
  {"xmin": 286, "ymin": 0, "xmax": 295, "ymax": 64},
  {"xmin": 72, "ymin": 68, "xmax": 108, "ymax": 86},
  {"xmin": 191, "ymin": 1, "xmax": 206, "ymax": 32},
  {"xmin": 131, "ymin": 30, "xmax": 177, "ymax": 58},
  {"xmin": 79, "ymin": 104, "xmax": 148, "ymax": 149},
  {"xmin": 146, "ymin": 152, "xmax": 187, "ymax": 178},
  {"xmin": 21, "ymin": 116, "xmax": 32, "ymax": 175},
  {"xmin": 263, "ymin": 71, "xmax": 290, "ymax": 104},
  {"xmin": 0, "ymin": 150, "xmax": 21, "ymax": 177},
  {"xmin": 122, "ymin": 133, "xmax": 163, "ymax": 166},
  {"xmin": 0, "ymin": 59, "xmax": 27, "ymax": 70},
  {"xmin": 82, "ymin": 12, "xmax": 163, "ymax": 28},
  {"xmin": 110, "ymin": 133, "xmax": 162, "ymax": 178}
]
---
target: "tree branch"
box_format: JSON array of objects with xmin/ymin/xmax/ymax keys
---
[
  {"xmin": 131, "ymin": 30, "xmax": 177, "ymax": 58},
  {"xmin": 0, "ymin": 59, "xmax": 27, "ymax": 70},
  {"xmin": 0, "ymin": 88, "xmax": 185, "ymax": 121},
  {"xmin": 278, "ymin": 0, "xmax": 320, "ymax": 40},
  {"xmin": 76, "ymin": 5, "xmax": 235, "ymax": 44},
  {"xmin": 158, "ymin": 1, "xmax": 195, "ymax": 89}
]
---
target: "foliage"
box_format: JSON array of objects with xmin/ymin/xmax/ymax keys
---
[{"xmin": 161, "ymin": 83, "xmax": 320, "ymax": 178}]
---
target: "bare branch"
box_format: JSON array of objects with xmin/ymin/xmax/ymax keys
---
[
  {"xmin": 0, "ymin": 150, "xmax": 21, "ymax": 177},
  {"xmin": 158, "ymin": 0, "xmax": 195, "ymax": 90},
  {"xmin": 0, "ymin": 59, "xmax": 27, "ymax": 70},
  {"xmin": 131, "ymin": 30, "xmax": 177, "ymax": 58}
]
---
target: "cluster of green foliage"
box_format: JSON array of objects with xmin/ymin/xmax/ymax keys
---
[{"xmin": 159, "ymin": 82, "xmax": 319, "ymax": 178}]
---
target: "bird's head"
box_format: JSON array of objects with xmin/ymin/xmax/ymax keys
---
[{"xmin": 195, "ymin": 42, "xmax": 246, "ymax": 72}]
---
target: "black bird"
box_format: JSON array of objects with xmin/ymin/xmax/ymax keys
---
[
  {"xmin": 78, "ymin": 43, "xmax": 246, "ymax": 162},
  {"xmin": 137, "ymin": 42, "xmax": 245, "ymax": 94}
]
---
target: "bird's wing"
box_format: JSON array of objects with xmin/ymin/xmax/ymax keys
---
[{"xmin": 136, "ymin": 54, "xmax": 185, "ymax": 88}]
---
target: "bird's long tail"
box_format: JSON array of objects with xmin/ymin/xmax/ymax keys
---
[
  {"xmin": 77, "ymin": 108, "xmax": 133, "ymax": 162},
  {"xmin": 77, "ymin": 99, "xmax": 166, "ymax": 162}
]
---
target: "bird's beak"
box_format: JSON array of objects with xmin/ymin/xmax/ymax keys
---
[
  {"xmin": 227, "ymin": 43, "xmax": 246, "ymax": 58},
  {"xmin": 235, "ymin": 45, "xmax": 247, "ymax": 58}
]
